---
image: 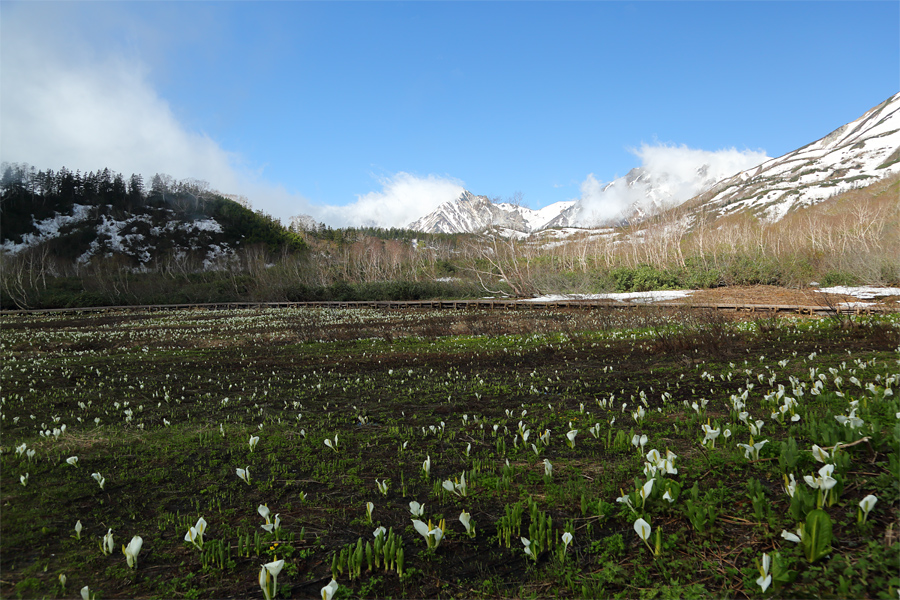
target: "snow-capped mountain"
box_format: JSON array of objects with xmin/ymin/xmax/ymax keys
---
[
  {"xmin": 408, "ymin": 93, "xmax": 900, "ymax": 235},
  {"xmin": 407, "ymin": 190, "xmax": 575, "ymax": 234},
  {"xmin": 564, "ymin": 162, "xmax": 750, "ymax": 228},
  {"xmin": 692, "ymin": 93, "xmax": 900, "ymax": 221},
  {"xmin": 538, "ymin": 166, "xmax": 720, "ymax": 229},
  {"xmin": 407, "ymin": 159, "xmax": 748, "ymax": 234}
]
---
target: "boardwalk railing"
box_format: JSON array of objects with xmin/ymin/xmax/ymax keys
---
[{"xmin": 1, "ymin": 298, "xmax": 895, "ymax": 316}]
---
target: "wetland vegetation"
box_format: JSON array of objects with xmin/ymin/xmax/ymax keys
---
[{"xmin": 1, "ymin": 306, "xmax": 898, "ymax": 598}]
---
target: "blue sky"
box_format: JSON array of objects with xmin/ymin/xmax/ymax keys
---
[{"xmin": 2, "ymin": 1, "xmax": 898, "ymax": 227}]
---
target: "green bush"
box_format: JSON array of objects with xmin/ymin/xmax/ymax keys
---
[
  {"xmin": 717, "ymin": 254, "xmax": 773, "ymax": 286},
  {"xmin": 207, "ymin": 197, "xmax": 305, "ymax": 254},
  {"xmin": 820, "ymin": 271, "xmax": 862, "ymax": 287},
  {"xmin": 611, "ymin": 265, "xmax": 681, "ymax": 292},
  {"xmin": 681, "ymin": 258, "xmax": 723, "ymax": 289}
]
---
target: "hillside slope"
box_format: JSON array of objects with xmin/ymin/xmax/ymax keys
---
[
  {"xmin": 692, "ymin": 93, "xmax": 900, "ymax": 220},
  {"xmin": 0, "ymin": 166, "xmax": 304, "ymax": 268}
]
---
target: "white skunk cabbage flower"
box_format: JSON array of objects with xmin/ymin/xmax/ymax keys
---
[
  {"xmin": 811, "ymin": 444, "xmax": 830, "ymax": 463},
  {"xmin": 858, "ymin": 494, "xmax": 878, "ymax": 523},
  {"xmin": 780, "ymin": 529, "xmax": 801, "ymax": 543},
  {"xmin": 259, "ymin": 559, "xmax": 284, "ymax": 600},
  {"xmin": 122, "ymin": 535, "xmax": 143, "ymax": 569},
  {"xmin": 412, "ymin": 518, "xmax": 445, "ymax": 549},
  {"xmin": 521, "ymin": 537, "xmax": 535, "ymax": 560},
  {"xmin": 634, "ymin": 517, "xmax": 651, "ymax": 541},
  {"xmin": 102, "ymin": 529, "xmax": 114, "ymax": 555},
  {"xmin": 756, "ymin": 552, "xmax": 772, "ymax": 592},
  {"xmin": 236, "ymin": 466, "xmax": 250, "ymax": 485},
  {"xmin": 321, "ymin": 579, "xmax": 339, "ymax": 600},
  {"xmin": 184, "ymin": 517, "xmax": 207, "ymax": 549},
  {"xmin": 561, "ymin": 531, "xmax": 573, "ymax": 552},
  {"xmin": 459, "ymin": 511, "xmax": 475, "ymax": 537}
]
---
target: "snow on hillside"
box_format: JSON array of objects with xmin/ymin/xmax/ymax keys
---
[
  {"xmin": 407, "ymin": 94, "xmax": 899, "ymax": 235},
  {"xmin": 571, "ymin": 145, "xmax": 770, "ymax": 227},
  {"xmin": 407, "ymin": 191, "xmax": 575, "ymax": 234},
  {"xmin": 521, "ymin": 201, "xmax": 577, "ymax": 231},
  {"xmin": 0, "ymin": 204, "xmax": 94, "ymax": 253},
  {"xmin": 0, "ymin": 203, "xmax": 230, "ymax": 265},
  {"xmin": 699, "ymin": 93, "xmax": 900, "ymax": 220}
]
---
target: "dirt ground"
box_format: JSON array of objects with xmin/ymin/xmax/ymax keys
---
[{"xmin": 672, "ymin": 285, "xmax": 900, "ymax": 307}]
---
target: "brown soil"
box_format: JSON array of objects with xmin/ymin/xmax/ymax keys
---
[{"xmin": 673, "ymin": 285, "xmax": 900, "ymax": 307}]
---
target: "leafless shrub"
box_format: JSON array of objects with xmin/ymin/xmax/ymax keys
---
[{"xmin": 648, "ymin": 308, "xmax": 738, "ymax": 358}]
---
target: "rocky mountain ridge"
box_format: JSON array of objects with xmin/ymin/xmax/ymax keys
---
[
  {"xmin": 407, "ymin": 191, "xmax": 575, "ymax": 234},
  {"xmin": 690, "ymin": 92, "xmax": 900, "ymax": 221},
  {"xmin": 406, "ymin": 92, "xmax": 900, "ymax": 234}
]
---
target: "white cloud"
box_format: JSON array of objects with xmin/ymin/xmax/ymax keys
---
[
  {"xmin": 0, "ymin": 21, "xmax": 242, "ymax": 196},
  {"xmin": 0, "ymin": 6, "xmax": 323, "ymax": 224},
  {"xmin": 575, "ymin": 143, "xmax": 769, "ymax": 225},
  {"xmin": 0, "ymin": 6, "xmax": 769, "ymax": 232},
  {"xmin": 0, "ymin": 7, "xmax": 461, "ymax": 229},
  {"xmin": 311, "ymin": 172, "xmax": 465, "ymax": 228}
]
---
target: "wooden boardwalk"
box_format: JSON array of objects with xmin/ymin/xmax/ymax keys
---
[{"xmin": 1, "ymin": 298, "xmax": 894, "ymax": 316}]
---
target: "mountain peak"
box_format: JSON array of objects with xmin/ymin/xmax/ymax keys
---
[
  {"xmin": 407, "ymin": 92, "xmax": 900, "ymax": 235},
  {"xmin": 408, "ymin": 191, "xmax": 575, "ymax": 234}
]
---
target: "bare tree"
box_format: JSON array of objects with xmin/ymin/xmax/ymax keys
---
[
  {"xmin": 0, "ymin": 246, "xmax": 52, "ymax": 308},
  {"xmin": 464, "ymin": 231, "xmax": 541, "ymax": 297}
]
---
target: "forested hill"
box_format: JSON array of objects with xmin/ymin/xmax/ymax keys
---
[{"xmin": 0, "ymin": 163, "xmax": 305, "ymax": 268}]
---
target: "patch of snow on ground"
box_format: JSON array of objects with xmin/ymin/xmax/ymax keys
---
[
  {"xmin": 524, "ymin": 290, "xmax": 695, "ymax": 303},
  {"xmin": 190, "ymin": 219, "xmax": 224, "ymax": 233},
  {"xmin": 497, "ymin": 228, "xmax": 530, "ymax": 239},
  {"xmin": 202, "ymin": 244, "xmax": 233, "ymax": 270},
  {"xmin": 817, "ymin": 286, "xmax": 900, "ymax": 299},
  {"xmin": 1, "ymin": 204, "xmax": 93, "ymax": 254}
]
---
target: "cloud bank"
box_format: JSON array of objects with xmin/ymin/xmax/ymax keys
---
[
  {"xmin": 310, "ymin": 172, "xmax": 465, "ymax": 228},
  {"xmin": 0, "ymin": 20, "xmax": 245, "ymax": 198},
  {"xmin": 0, "ymin": 6, "xmax": 320, "ymax": 223},
  {"xmin": 0, "ymin": 7, "xmax": 463, "ymax": 228},
  {"xmin": 0, "ymin": 5, "xmax": 768, "ymax": 232},
  {"xmin": 575, "ymin": 143, "xmax": 769, "ymax": 225}
]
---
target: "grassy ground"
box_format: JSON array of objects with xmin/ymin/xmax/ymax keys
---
[{"xmin": 1, "ymin": 306, "xmax": 898, "ymax": 599}]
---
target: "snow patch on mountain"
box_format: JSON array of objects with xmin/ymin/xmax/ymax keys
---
[
  {"xmin": 1, "ymin": 203, "xmax": 231, "ymax": 266},
  {"xmin": 0, "ymin": 204, "xmax": 93, "ymax": 253},
  {"xmin": 697, "ymin": 93, "xmax": 900, "ymax": 220},
  {"xmin": 407, "ymin": 145, "xmax": 769, "ymax": 234},
  {"xmin": 571, "ymin": 145, "xmax": 770, "ymax": 227},
  {"xmin": 407, "ymin": 191, "xmax": 575, "ymax": 234},
  {"xmin": 407, "ymin": 94, "xmax": 900, "ymax": 235}
]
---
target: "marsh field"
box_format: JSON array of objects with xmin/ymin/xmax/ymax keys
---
[{"xmin": 1, "ymin": 306, "xmax": 898, "ymax": 599}]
